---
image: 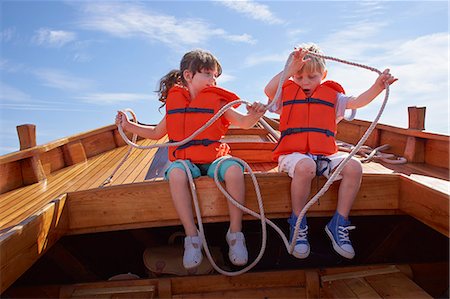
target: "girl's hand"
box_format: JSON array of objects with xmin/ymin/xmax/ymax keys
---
[
  {"xmin": 115, "ymin": 111, "xmax": 130, "ymax": 130},
  {"xmin": 376, "ymin": 69, "xmax": 398, "ymax": 90},
  {"xmin": 246, "ymin": 101, "xmax": 267, "ymax": 114}
]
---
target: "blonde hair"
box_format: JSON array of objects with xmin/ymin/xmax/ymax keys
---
[{"xmin": 297, "ymin": 43, "xmax": 326, "ymax": 75}]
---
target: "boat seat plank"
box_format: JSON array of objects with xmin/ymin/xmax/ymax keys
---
[
  {"xmin": 0, "ymin": 146, "xmax": 125, "ymax": 230},
  {"xmin": 0, "ymin": 138, "xmax": 159, "ymax": 233},
  {"xmin": 365, "ymin": 272, "xmax": 433, "ymax": 298},
  {"xmin": 113, "ymin": 139, "xmax": 159, "ymax": 185},
  {"xmin": 131, "ymin": 136, "xmax": 169, "ymax": 183}
]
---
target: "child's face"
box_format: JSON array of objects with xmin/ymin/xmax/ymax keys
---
[
  {"xmin": 189, "ymin": 67, "xmax": 218, "ymax": 94},
  {"xmin": 292, "ymin": 70, "xmax": 324, "ymax": 97}
]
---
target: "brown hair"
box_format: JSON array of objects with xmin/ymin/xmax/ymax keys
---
[{"xmin": 156, "ymin": 49, "xmax": 222, "ymax": 106}]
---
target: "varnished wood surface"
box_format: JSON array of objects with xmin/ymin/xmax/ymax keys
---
[
  {"xmin": 0, "ymin": 124, "xmax": 448, "ymax": 294},
  {"xmin": 4, "ymin": 264, "xmax": 439, "ymax": 298},
  {"xmin": 1, "ymin": 145, "xmax": 448, "ymax": 235}
]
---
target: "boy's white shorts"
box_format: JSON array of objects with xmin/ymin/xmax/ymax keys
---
[{"xmin": 278, "ymin": 152, "xmax": 352, "ymax": 180}]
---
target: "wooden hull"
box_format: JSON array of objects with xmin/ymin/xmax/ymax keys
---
[{"xmin": 1, "ymin": 111, "xmax": 448, "ymax": 297}]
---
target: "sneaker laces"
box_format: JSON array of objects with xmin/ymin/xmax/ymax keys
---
[
  {"xmin": 338, "ymin": 225, "xmax": 356, "ymax": 243},
  {"xmin": 295, "ymin": 225, "xmax": 308, "ymax": 243}
]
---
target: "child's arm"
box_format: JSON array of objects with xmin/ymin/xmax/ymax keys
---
[
  {"xmin": 115, "ymin": 111, "xmax": 167, "ymax": 140},
  {"xmin": 224, "ymin": 102, "xmax": 267, "ymax": 129},
  {"xmin": 264, "ymin": 48, "xmax": 310, "ymax": 100},
  {"xmin": 347, "ymin": 69, "xmax": 397, "ymax": 109}
]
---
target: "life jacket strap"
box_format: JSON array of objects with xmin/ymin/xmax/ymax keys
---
[
  {"xmin": 171, "ymin": 139, "xmax": 219, "ymax": 158},
  {"xmin": 167, "ymin": 107, "xmax": 215, "ymax": 114},
  {"xmin": 281, "ymin": 127, "xmax": 335, "ymax": 138},
  {"xmin": 283, "ymin": 98, "xmax": 335, "ymax": 108}
]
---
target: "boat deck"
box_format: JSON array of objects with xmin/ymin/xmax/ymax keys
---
[
  {"xmin": 1, "ymin": 138, "xmax": 448, "ymax": 236},
  {"xmin": 1, "ymin": 117, "xmax": 449, "ymax": 295}
]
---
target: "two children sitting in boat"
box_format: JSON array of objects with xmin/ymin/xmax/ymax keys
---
[{"xmin": 115, "ymin": 45, "xmax": 397, "ymax": 269}]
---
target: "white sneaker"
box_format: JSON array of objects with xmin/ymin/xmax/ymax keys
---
[
  {"xmin": 183, "ymin": 236, "xmax": 203, "ymax": 269},
  {"xmin": 226, "ymin": 230, "xmax": 248, "ymax": 266}
]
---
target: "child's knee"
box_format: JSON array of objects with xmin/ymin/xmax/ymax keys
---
[
  {"xmin": 224, "ymin": 164, "xmax": 244, "ymax": 181},
  {"xmin": 294, "ymin": 159, "xmax": 316, "ymax": 179},
  {"xmin": 343, "ymin": 158, "xmax": 362, "ymax": 178},
  {"xmin": 168, "ymin": 167, "xmax": 188, "ymax": 183}
]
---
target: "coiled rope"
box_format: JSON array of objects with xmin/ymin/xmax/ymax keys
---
[{"xmin": 107, "ymin": 49, "xmax": 391, "ymax": 275}]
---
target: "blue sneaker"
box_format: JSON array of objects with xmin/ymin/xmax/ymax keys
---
[
  {"xmin": 325, "ymin": 212, "xmax": 356, "ymax": 259},
  {"xmin": 288, "ymin": 213, "xmax": 310, "ymax": 259}
]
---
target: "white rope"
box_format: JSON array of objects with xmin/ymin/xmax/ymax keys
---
[
  {"xmin": 287, "ymin": 51, "xmax": 391, "ymax": 254},
  {"xmin": 337, "ymin": 141, "xmax": 407, "ymax": 164},
  {"xmin": 108, "ymin": 48, "xmax": 392, "ymax": 273},
  {"xmin": 100, "ymin": 109, "xmax": 138, "ymax": 187}
]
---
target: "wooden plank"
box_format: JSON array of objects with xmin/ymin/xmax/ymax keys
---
[
  {"xmin": 399, "ymin": 176, "xmax": 449, "ymax": 237},
  {"xmin": 305, "ymin": 270, "xmax": 320, "ymax": 299},
  {"xmin": 321, "ymin": 279, "xmax": 357, "ymax": 298},
  {"xmin": 365, "ymin": 272, "xmax": 433, "ymax": 298},
  {"xmin": 425, "ymin": 138, "xmax": 449, "ymax": 168},
  {"xmin": 404, "ymin": 136, "xmax": 425, "ymax": 163},
  {"xmin": 169, "ymin": 269, "xmax": 306, "ymax": 295},
  {"xmin": 67, "ymin": 173, "xmax": 399, "ymax": 234},
  {"xmin": 0, "ymin": 146, "xmax": 126, "ymax": 231},
  {"xmin": 109, "ymin": 139, "xmax": 158, "ymax": 185},
  {"xmin": 321, "ymin": 265, "xmax": 400, "ymax": 282},
  {"xmin": 0, "ymin": 194, "xmax": 69, "ymax": 293},
  {"xmin": 0, "ymin": 161, "xmax": 22, "ymax": 194},
  {"xmin": 343, "ymin": 278, "xmax": 382, "ymax": 298},
  {"xmin": 173, "ymin": 286, "xmax": 306, "ymax": 298},
  {"xmin": 82, "ymin": 130, "xmax": 116, "ymax": 158},
  {"xmin": 0, "ymin": 163, "xmax": 88, "ymax": 229},
  {"xmin": 40, "ymin": 146, "xmax": 65, "ymax": 174},
  {"xmin": 340, "ymin": 119, "xmax": 449, "ymax": 142},
  {"xmin": 71, "ymin": 285, "xmax": 155, "ymax": 297},
  {"xmin": 59, "ymin": 279, "xmax": 158, "ymax": 298},
  {"xmin": 62, "ymin": 140, "xmax": 87, "ymax": 166},
  {"xmin": 133, "ymin": 137, "xmax": 169, "ymax": 183}
]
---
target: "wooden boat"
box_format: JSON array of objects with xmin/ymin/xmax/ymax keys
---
[{"xmin": 1, "ymin": 106, "xmax": 448, "ymax": 298}]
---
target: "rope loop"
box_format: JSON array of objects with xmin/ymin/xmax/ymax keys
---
[{"xmin": 106, "ymin": 47, "xmax": 392, "ymax": 274}]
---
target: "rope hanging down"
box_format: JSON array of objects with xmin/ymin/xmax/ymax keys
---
[{"xmin": 107, "ymin": 49, "xmax": 392, "ymax": 276}]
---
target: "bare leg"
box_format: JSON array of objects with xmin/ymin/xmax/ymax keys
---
[
  {"xmin": 168, "ymin": 168, "xmax": 198, "ymax": 236},
  {"xmin": 291, "ymin": 158, "xmax": 316, "ymax": 216},
  {"xmin": 336, "ymin": 158, "xmax": 362, "ymax": 218},
  {"xmin": 223, "ymin": 165, "xmax": 245, "ymax": 233}
]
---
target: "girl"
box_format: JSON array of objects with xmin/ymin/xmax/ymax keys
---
[{"xmin": 116, "ymin": 49, "xmax": 266, "ymax": 269}]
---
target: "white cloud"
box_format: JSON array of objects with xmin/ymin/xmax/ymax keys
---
[
  {"xmin": 77, "ymin": 2, "xmax": 255, "ymax": 46},
  {"xmin": 327, "ymin": 32, "xmax": 449, "ymax": 133},
  {"xmin": 33, "ymin": 68, "xmax": 94, "ymax": 91},
  {"xmin": 32, "ymin": 28, "xmax": 76, "ymax": 47},
  {"xmin": 0, "ymin": 27, "xmax": 15, "ymax": 43},
  {"xmin": 216, "ymin": 73, "xmax": 236, "ymax": 84},
  {"xmin": 217, "ymin": 0, "xmax": 283, "ymax": 24},
  {"xmin": 75, "ymin": 92, "xmax": 152, "ymax": 105},
  {"xmin": 0, "ymin": 82, "xmax": 32, "ymax": 102},
  {"xmin": 244, "ymin": 52, "xmax": 289, "ymax": 67},
  {"xmin": 0, "ymin": 103, "xmax": 88, "ymax": 112}
]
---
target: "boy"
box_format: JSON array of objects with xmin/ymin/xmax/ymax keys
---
[{"xmin": 264, "ymin": 44, "xmax": 397, "ymax": 259}]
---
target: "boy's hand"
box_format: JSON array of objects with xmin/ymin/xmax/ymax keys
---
[
  {"xmin": 376, "ymin": 69, "xmax": 398, "ymax": 90},
  {"xmin": 115, "ymin": 111, "xmax": 130, "ymax": 130},
  {"xmin": 288, "ymin": 47, "xmax": 310, "ymax": 76},
  {"xmin": 246, "ymin": 101, "xmax": 267, "ymax": 115}
]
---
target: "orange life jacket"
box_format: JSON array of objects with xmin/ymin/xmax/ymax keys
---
[
  {"xmin": 166, "ymin": 85, "xmax": 240, "ymax": 163},
  {"xmin": 273, "ymin": 80, "xmax": 345, "ymax": 160}
]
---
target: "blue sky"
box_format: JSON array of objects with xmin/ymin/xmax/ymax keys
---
[{"xmin": 1, "ymin": 1, "xmax": 448, "ymax": 155}]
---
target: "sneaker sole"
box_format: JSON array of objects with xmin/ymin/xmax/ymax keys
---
[
  {"xmin": 325, "ymin": 226, "xmax": 355, "ymax": 259},
  {"xmin": 292, "ymin": 247, "xmax": 310, "ymax": 259}
]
